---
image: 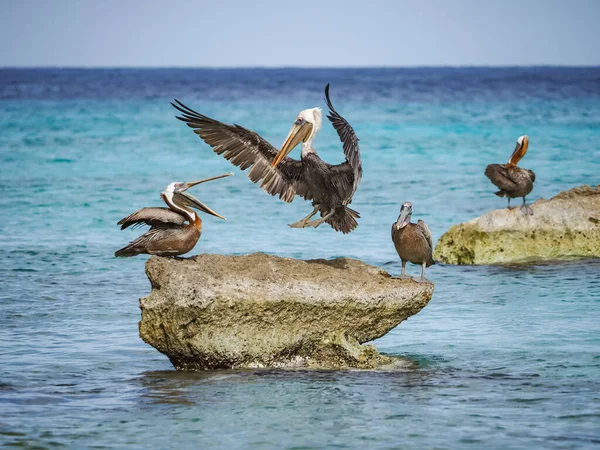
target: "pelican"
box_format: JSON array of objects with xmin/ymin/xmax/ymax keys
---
[
  {"xmin": 391, "ymin": 202, "xmax": 434, "ymax": 283},
  {"xmin": 485, "ymin": 135, "xmax": 536, "ymax": 215},
  {"xmin": 115, "ymin": 173, "xmax": 232, "ymax": 257},
  {"xmin": 171, "ymin": 84, "xmax": 362, "ymax": 234}
]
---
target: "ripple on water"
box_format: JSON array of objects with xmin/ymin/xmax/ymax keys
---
[{"xmin": 1, "ymin": 68, "xmax": 600, "ymax": 449}]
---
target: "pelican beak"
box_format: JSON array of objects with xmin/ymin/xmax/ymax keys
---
[
  {"xmin": 184, "ymin": 172, "xmax": 234, "ymax": 190},
  {"xmin": 508, "ymin": 136, "xmax": 529, "ymax": 168},
  {"xmin": 179, "ymin": 192, "xmax": 227, "ymax": 220},
  {"xmin": 396, "ymin": 203, "xmax": 412, "ymax": 229},
  {"xmin": 178, "ymin": 172, "xmax": 233, "ymax": 220},
  {"xmin": 272, "ymin": 121, "xmax": 313, "ymax": 168}
]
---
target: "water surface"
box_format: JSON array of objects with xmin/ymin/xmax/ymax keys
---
[{"xmin": 1, "ymin": 68, "xmax": 599, "ymax": 449}]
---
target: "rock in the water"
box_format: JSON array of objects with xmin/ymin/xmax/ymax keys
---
[
  {"xmin": 434, "ymin": 185, "xmax": 600, "ymax": 265},
  {"xmin": 139, "ymin": 253, "xmax": 434, "ymax": 370}
]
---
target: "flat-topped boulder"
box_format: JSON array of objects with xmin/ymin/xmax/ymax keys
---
[
  {"xmin": 434, "ymin": 185, "xmax": 600, "ymax": 265},
  {"xmin": 139, "ymin": 253, "xmax": 434, "ymax": 370}
]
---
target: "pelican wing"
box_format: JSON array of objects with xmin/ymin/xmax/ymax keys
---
[
  {"xmin": 485, "ymin": 164, "xmax": 518, "ymax": 192},
  {"xmin": 172, "ymin": 100, "xmax": 303, "ymax": 203},
  {"xmin": 115, "ymin": 226, "xmax": 186, "ymax": 257},
  {"xmin": 324, "ymin": 84, "xmax": 362, "ymax": 197},
  {"xmin": 328, "ymin": 162, "xmax": 357, "ymax": 204},
  {"xmin": 117, "ymin": 207, "xmax": 185, "ymax": 230},
  {"xmin": 417, "ymin": 219, "xmax": 433, "ymax": 249}
]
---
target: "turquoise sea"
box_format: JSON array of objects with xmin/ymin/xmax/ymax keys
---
[{"xmin": 1, "ymin": 68, "xmax": 599, "ymax": 448}]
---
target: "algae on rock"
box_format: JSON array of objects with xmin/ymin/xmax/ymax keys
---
[
  {"xmin": 139, "ymin": 253, "xmax": 434, "ymax": 370},
  {"xmin": 434, "ymin": 185, "xmax": 600, "ymax": 265}
]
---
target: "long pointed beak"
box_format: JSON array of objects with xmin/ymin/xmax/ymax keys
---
[
  {"xmin": 396, "ymin": 208, "xmax": 412, "ymax": 229},
  {"xmin": 178, "ymin": 191, "xmax": 227, "ymax": 220},
  {"xmin": 508, "ymin": 136, "xmax": 529, "ymax": 168},
  {"xmin": 177, "ymin": 172, "xmax": 232, "ymax": 220},
  {"xmin": 184, "ymin": 172, "xmax": 234, "ymax": 190},
  {"xmin": 272, "ymin": 122, "xmax": 313, "ymax": 168}
]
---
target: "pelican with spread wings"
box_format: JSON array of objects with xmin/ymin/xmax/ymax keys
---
[{"xmin": 172, "ymin": 84, "xmax": 362, "ymax": 233}]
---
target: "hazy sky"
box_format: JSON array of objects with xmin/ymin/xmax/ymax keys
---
[{"xmin": 1, "ymin": 0, "xmax": 599, "ymax": 67}]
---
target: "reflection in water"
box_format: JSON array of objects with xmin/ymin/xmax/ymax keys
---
[{"xmin": 136, "ymin": 370, "xmax": 242, "ymax": 406}]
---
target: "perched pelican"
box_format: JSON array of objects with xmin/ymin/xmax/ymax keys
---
[
  {"xmin": 391, "ymin": 202, "xmax": 435, "ymax": 283},
  {"xmin": 115, "ymin": 173, "xmax": 232, "ymax": 257},
  {"xmin": 485, "ymin": 135, "xmax": 536, "ymax": 215},
  {"xmin": 172, "ymin": 84, "xmax": 362, "ymax": 234}
]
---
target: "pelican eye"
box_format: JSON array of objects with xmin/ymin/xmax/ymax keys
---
[{"xmin": 295, "ymin": 118, "xmax": 305, "ymax": 125}]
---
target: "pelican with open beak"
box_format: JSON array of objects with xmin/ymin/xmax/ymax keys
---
[
  {"xmin": 168, "ymin": 174, "xmax": 230, "ymax": 221},
  {"xmin": 115, "ymin": 173, "xmax": 232, "ymax": 257}
]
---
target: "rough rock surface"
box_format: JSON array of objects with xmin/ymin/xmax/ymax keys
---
[
  {"xmin": 434, "ymin": 185, "xmax": 600, "ymax": 265},
  {"xmin": 139, "ymin": 253, "xmax": 434, "ymax": 370}
]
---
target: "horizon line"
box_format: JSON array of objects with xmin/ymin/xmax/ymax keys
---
[{"xmin": 2, "ymin": 64, "xmax": 600, "ymax": 70}]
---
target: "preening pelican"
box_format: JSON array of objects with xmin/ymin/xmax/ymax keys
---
[
  {"xmin": 115, "ymin": 173, "xmax": 232, "ymax": 257},
  {"xmin": 485, "ymin": 135, "xmax": 536, "ymax": 215},
  {"xmin": 172, "ymin": 84, "xmax": 362, "ymax": 234},
  {"xmin": 391, "ymin": 202, "xmax": 435, "ymax": 283}
]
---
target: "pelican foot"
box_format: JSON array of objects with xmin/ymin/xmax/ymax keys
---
[
  {"xmin": 304, "ymin": 218, "xmax": 328, "ymax": 228},
  {"xmin": 309, "ymin": 220, "xmax": 326, "ymax": 228},
  {"xmin": 394, "ymin": 274, "xmax": 413, "ymax": 280},
  {"xmin": 305, "ymin": 210, "xmax": 335, "ymax": 229},
  {"xmin": 288, "ymin": 220, "xmax": 310, "ymax": 228},
  {"xmin": 418, "ymin": 277, "xmax": 432, "ymax": 284},
  {"xmin": 520, "ymin": 205, "xmax": 534, "ymax": 216},
  {"xmin": 507, "ymin": 206, "xmax": 516, "ymax": 211}
]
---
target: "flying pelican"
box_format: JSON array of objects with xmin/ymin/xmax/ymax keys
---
[
  {"xmin": 391, "ymin": 202, "xmax": 435, "ymax": 283},
  {"xmin": 115, "ymin": 173, "xmax": 232, "ymax": 257},
  {"xmin": 485, "ymin": 135, "xmax": 536, "ymax": 215},
  {"xmin": 171, "ymin": 84, "xmax": 362, "ymax": 234}
]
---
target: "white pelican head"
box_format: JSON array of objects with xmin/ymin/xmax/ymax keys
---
[
  {"xmin": 272, "ymin": 107, "xmax": 322, "ymax": 168},
  {"xmin": 161, "ymin": 173, "xmax": 233, "ymax": 221},
  {"xmin": 508, "ymin": 135, "xmax": 529, "ymax": 168}
]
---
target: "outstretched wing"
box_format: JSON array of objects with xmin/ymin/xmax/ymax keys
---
[
  {"xmin": 117, "ymin": 207, "xmax": 185, "ymax": 230},
  {"xmin": 324, "ymin": 84, "xmax": 362, "ymax": 197},
  {"xmin": 417, "ymin": 219, "xmax": 433, "ymax": 249},
  {"xmin": 172, "ymin": 100, "xmax": 303, "ymax": 203}
]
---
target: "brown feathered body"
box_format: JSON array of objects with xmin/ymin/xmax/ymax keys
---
[
  {"xmin": 115, "ymin": 207, "xmax": 202, "ymax": 257},
  {"xmin": 485, "ymin": 164, "xmax": 535, "ymax": 200},
  {"xmin": 391, "ymin": 221, "xmax": 435, "ymax": 267},
  {"xmin": 297, "ymin": 153, "xmax": 360, "ymax": 233}
]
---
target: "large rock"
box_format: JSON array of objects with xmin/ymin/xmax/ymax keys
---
[
  {"xmin": 434, "ymin": 185, "xmax": 600, "ymax": 265},
  {"xmin": 139, "ymin": 253, "xmax": 434, "ymax": 370}
]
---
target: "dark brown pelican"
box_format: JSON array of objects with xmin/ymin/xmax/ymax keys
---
[
  {"xmin": 391, "ymin": 202, "xmax": 434, "ymax": 283},
  {"xmin": 485, "ymin": 135, "xmax": 536, "ymax": 215},
  {"xmin": 115, "ymin": 173, "xmax": 232, "ymax": 257},
  {"xmin": 171, "ymin": 84, "xmax": 362, "ymax": 234}
]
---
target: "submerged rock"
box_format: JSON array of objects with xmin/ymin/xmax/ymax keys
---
[
  {"xmin": 434, "ymin": 185, "xmax": 600, "ymax": 265},
  {"xmin": 139, "ymin": 253, "xmax": 434, "ymax": 370}
]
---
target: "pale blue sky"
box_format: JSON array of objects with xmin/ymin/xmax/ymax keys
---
[{"xmin": 1, "ymin": 0, "xmax": 599, "ymax": 67}]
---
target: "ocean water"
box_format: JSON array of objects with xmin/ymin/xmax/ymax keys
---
[{"xmin": 1, "ymin": 68, "xmax": 599, "ymax": 449}]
